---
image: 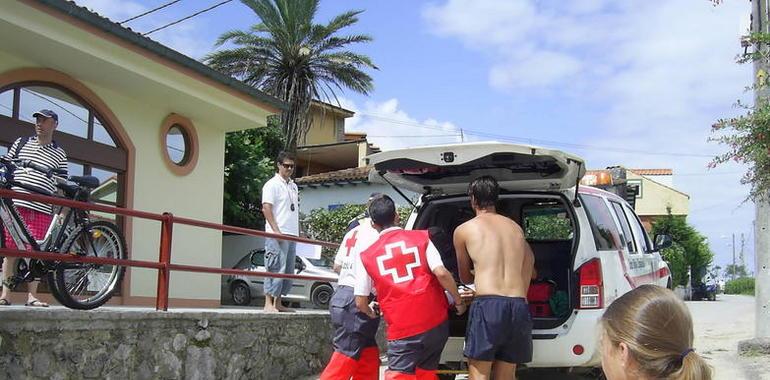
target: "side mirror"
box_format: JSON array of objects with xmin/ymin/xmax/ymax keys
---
[
  {"xmin": 653, "ymin": 234, "xmax": 673, "ymax": 251},
  {"xmin": 295, "ymin": 258, "xmax": 306, "ymax": 273},
  {"xmin": 250, "ymin": 249, "xmax": 265, "ymax": 267}
]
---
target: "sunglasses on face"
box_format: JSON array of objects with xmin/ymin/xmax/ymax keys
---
[{"xmin": 280, "ymin": 163, "xmax": 295, "ymax": 169}]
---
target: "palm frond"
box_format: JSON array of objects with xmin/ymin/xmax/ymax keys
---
[{"xmin": 210, "ymin": 0, "xmax": 376, "ymax": 150}]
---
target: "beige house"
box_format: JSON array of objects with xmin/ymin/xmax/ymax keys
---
[
  {"xmin": 302, "ymin": 101, "xmax": 354, "ymax": 146},
  {"xmin": 295, "ymin": 102, "xmax": 381, "ymax": 177},
  {"xmin": 0, "ymin": 0, "xmax": 284, "ymax": 307},
  {"xmin": 583, "ymin": 168, "xmax": 689, "ymax": 231},
  {"xmin": 627, "ymin": 169, "xmax": 689, "ymax": 231}
]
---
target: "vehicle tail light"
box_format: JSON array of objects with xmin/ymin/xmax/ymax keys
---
[{"xmin": 578, "ymin": 258, "xmax": 603, "ymax": 309}]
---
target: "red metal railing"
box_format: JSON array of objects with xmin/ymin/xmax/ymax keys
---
[{"xmin": 0, "ymin": 188, "xmax": 339, "ymax": 311}]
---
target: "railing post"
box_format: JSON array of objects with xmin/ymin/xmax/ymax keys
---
[{"xmin": 156, "ymin": 212, "xmax": 173, "ymax": 311}]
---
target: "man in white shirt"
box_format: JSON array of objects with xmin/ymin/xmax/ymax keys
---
[
  {"xmin": 261, "ymin": 151, "xmax": 299, "ymax": 313},
  {"xmin": 320, "ymin": 194, "xmax": 383, "ymax": 380}
]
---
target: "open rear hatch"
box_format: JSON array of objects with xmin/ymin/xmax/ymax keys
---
[{"xmin": 367, "ymin": 142, "xmax": 586, "ymax": 195}]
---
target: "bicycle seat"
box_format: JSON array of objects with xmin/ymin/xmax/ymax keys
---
[{"xmin": 69, "ymin": 176, "xmax": 100, "ymax": 189}]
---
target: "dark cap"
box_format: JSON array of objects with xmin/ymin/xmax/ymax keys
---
[{"xmin": 32, "ymin": 109, "xmax": 58, "ymax": 122}]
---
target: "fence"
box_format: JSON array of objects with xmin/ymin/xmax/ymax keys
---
[{"xmin": 0, "ymin": 188, "xmax": 338, "ymax": 311}]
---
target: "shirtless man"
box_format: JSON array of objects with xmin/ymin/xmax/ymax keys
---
[{"xmin": 453, "ymin": 176, "xmax": 535, "ymax": 380}]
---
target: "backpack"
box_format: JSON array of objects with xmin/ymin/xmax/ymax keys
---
[{"xmin": 8, "ymin": 136, "xmax": 30, "ymax": 159}]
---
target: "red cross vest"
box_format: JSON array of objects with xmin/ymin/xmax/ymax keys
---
[{"xmin": 360, "ymin": 229, "xmax": 449, "ymax": 340}]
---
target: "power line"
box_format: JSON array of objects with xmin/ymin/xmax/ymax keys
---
[
  {"xmin": 143, "ymin": 0, "xmax": 235, "ymax": 36},
  {"xmin": 22, "ymin": 89, "xmax": 89, "ymax": 124},
  {"xmin": 357, "ymin": 111, "xmax": 716, "ymax": 158},
  {"xmin": 366, "ymin": 134, "xmax": 459, "ymax": 138},
  {"xmin": 673, "ymin": 171, "xmax": 744, "ymax": 177},
  {"xmin": 462, "ymin": 130, "xmax": 716, "ymax": 158},
  {"xmin": 118, "ymin": 0, "xmax": 183, "ymax": 25}
]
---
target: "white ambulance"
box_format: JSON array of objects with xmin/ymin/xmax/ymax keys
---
[{"xmin": 366, "ymin": 142, "xmax": 672, "ymax": 377}]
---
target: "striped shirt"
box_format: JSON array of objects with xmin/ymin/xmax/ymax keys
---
[{"xmin": 5, "ymin": 136, "xmax": 68, "ymax": 215}]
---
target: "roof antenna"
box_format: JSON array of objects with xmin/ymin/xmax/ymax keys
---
[{"xmin": 573, "ymin": 161, "xmax": 582, "ymax": 207}]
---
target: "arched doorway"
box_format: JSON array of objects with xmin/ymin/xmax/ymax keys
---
[
  {"xmin": 0, "ymin": 82, "xmax": 128, "ymax": 211},
  {"xmin": 0, "ymin": 68, "xmax": 135, "ymax": 301}
]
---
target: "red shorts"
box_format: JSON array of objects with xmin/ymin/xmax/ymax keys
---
[{"xmin": 3, "ymin": 207, "xmax": 53, "ymax": 249}]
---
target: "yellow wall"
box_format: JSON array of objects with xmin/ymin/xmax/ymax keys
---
[
  {"xmin": 628, "ymin": 172, "xmax": 689, "ymax": 216},
  {"xmin": 0, "ymin": 2, "xmax": 276, "ymax": 303},
  {"xmin": 303, "ymin": 107, "xmax": 342, "ymax": 145}
]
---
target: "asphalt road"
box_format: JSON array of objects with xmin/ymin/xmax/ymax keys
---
[{"xmin": 688, "ymin": 294, "xmax": 769, "ymax": 380}]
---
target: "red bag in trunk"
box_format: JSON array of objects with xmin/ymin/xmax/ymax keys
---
[{"xmin": 527, "ymin": 280, "xmax": 555, "ymax": 303}]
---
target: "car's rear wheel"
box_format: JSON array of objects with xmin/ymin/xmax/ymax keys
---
[
  {"xmin": 231, "ymin": 282, "xmax": 251, "ymax": 306},
  {"xmin": 311, "ymin": 283, "xmax": 333, "ymax": 309}
]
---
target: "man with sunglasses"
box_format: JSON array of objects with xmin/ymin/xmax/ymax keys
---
[{"xmin": 261, "ymin": 151, "xmax": 300, "ymax": 312}]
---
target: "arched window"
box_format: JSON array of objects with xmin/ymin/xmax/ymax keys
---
[{"xmin": 0, "ymin": 83, "xmax": 128, "ymax": 216}]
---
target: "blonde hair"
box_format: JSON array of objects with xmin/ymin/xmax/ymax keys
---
[{"xmin": 601, "ymin": 285, "xmax": 712, "ymax": 380}]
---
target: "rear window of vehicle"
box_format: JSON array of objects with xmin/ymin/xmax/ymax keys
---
[
  {"xmin": 522, "ymin": 202, "xmax": 574, "ymax": 241},
  {"xmin": 581, "ymin": 194, "xmax": 620, "ymax": 251}
]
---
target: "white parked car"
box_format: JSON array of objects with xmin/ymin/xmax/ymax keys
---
[
  {"xmin": 367, "ymin": 142, "xmax": 672, "ymax": 376},
  {"xmin": 223, "ymin": 249, "xmax": 338, "ymax": 309}
]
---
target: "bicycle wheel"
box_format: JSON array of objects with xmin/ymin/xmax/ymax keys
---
[
  {"xmin": 52, "ymin": 220, "xmax": 127, "ymax": 310},
  {"xmin": 46, "ymin": 221, "xmax": 81, "ymax": 307}
]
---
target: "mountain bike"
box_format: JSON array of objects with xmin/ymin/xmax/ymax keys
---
[{"xmin": 0, "ymin": 156, "xmax": 127, "ymax": 309}]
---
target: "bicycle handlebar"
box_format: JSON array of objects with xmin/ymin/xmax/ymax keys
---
[{"xmin": 0, "ymin": 157, "xmax": 67, "ymax": 180}]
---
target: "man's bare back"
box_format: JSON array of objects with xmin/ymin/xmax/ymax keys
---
[{"xmin": 454, "ymin": 212, "xmax": 534, "ymax": 298}]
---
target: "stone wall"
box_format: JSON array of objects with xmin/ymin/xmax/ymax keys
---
[{"xmin": 0, "ymin": 308, "xmax": 334, "ymax": 379}]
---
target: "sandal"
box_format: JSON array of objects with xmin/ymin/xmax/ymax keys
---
[
  {"xmin": 0, "ymin": 298, "xmax": 10, "ymax": 306},
  {"xmin": 24, "ymin": 299, "xmax": 48, "ymax": 308}
]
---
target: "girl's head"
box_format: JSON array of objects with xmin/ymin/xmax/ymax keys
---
[{"xmin": 600, "ymin": 285, "xmax": 712, "ymax": 380}]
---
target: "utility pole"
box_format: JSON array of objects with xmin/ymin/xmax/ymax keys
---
[
  {"xmin": 740, "ymin": 233, "xmax": 746, "ymax": 272},
  {"xmin": 748, "ymin": 0, "xmax": 769, "ymax": 344},
  {"xmin": 730, "ymin": 232, "xmax": 735, "ymax": 280}
]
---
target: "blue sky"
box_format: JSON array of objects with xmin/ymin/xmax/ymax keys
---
[{"xmin": 78, "ymin": 0, "xmax": 756, "ymax": 274}]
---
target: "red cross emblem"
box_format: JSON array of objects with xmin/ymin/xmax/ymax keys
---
[
  {"xmin": 343, "ymin": 230, "xmax": 359, "ymax": 257},
  {"xmin": 377, "ymin": 241, "xmax": 421, "ymax": 283}
]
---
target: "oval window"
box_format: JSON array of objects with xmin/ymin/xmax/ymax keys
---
[
  {"xmin": 166, "ymin": 124, "xmax": 189, "ymax": 165},
  {"xmin": 159, "ymin": 114, "xmax": 198, "ymax": 176}
]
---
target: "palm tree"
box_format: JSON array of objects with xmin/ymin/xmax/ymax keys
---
[{"xmin": 205, "ymin": 0, "xmax": 377, "ymax": 151}]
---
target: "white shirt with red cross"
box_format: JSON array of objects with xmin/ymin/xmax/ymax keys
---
[
  {"xmin": 353, "ymin": 227, "xmax": 444, "ymax": 296},
  {"xmin": 333, "ymin": 218, "xmax": 380, "ymax": 288}
]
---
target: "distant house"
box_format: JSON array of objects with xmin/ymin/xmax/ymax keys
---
[
  {"xmin": 583, "ymin": 168, "xmax": 689, "ymax": 231},
  {"xmin": 294, "ymin": 102, "xmax": 419, "ymax": 213},
  {"xmin": 296, "ymin": 165, "xmax": 418, "ymax": 213},
  {"xmin": 627, "ymin": 169, "xmax": 689, "ymax": 231}
]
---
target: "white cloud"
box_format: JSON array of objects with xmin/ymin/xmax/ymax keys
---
[
  {"xmin": 340, "ymin": 98, "xmax": 463, "ymax": 151},
  {"xmin": 423, "ymin": 0, "xmax": 756, "ymax": 269},
  {"xmin": 489, "ymin": 50, "xmax": 582, "ymax": 89},
  {"xmin": 423, "ymin": 0, "xmax": 538, "ymax": 48},
  {"xmin": 73, "ymin": 0, "xmax": 211, "ymax": 59}
]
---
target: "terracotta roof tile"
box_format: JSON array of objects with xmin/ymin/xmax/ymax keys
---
[
  {"xmin": 296, "ymin": 166, "xmax": 371, "ymax": 185},
  {"xmin": 630, "ymin": 169, "xmax": 673, "ymax": 176}
]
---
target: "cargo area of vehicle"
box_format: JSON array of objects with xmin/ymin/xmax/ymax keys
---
[{"xmin": 411, "ymin": 193, "xmax": 577, "ymax": 334}]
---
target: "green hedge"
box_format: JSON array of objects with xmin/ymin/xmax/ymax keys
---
[{"xmin": 724, "ymin": 277, "xmax": 755, "ymax": 295}]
